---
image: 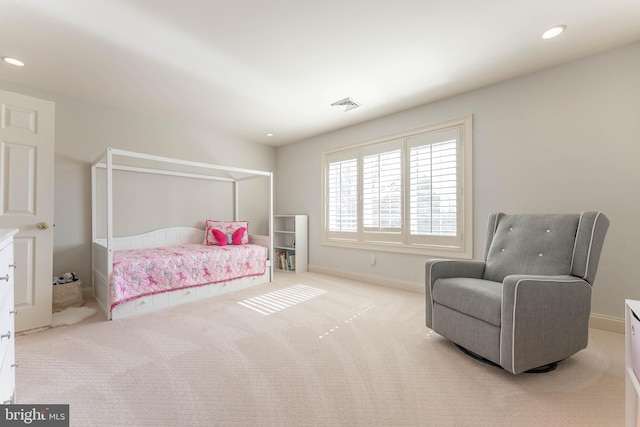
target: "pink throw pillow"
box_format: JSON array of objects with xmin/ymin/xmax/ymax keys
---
[{"xmin": 204, "ymin": 220, "xmax": 250, "ymax": 245}]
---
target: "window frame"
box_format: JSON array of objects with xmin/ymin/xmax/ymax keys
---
[{"xmin": 321, "ymin": 115, "xmax": 473, "ymax": 259}]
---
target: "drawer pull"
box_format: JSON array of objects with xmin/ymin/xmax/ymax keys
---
[
  {"xmin": 11, "ymin": 363, "xmax": 18, "ymax": 369},
  {"xmin": 1, "ymin": 331, "xmax": 10, "ymax": 340},
  {"xmin": 3, "ymin": 395, "xmax": 13, "ymax": 405},
  {"xmin": 0, "ymin": 274, "xmax": 9, "ymax": 281},
  {"xmin": 9, "ymin": 263, "xmax": 16, "ymax": 269},
  {"xmin": 9, "ymin": 310, "xmax": 17, "ymax": 316}
]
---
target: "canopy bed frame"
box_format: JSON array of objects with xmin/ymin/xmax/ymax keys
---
[{"xmin": 91, "ymin": 148, "xmax": 274, "ymax": 320}]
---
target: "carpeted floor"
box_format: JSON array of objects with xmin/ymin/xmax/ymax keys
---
[{"xmin": 15, "ymin": 272, "xmax": 624, "ymax": 426}]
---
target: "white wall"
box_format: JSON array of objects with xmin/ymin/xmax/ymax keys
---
[
  {"xmin": 275, "ymin": 41, "xmax": 640, "ymax": 320},
  {"xmin": 1, "ymin": 41, "xmax": 637, "ymax": 321},
  {"xmin": 0, "ymin": 79, "xmax": 277, "ymax": 290}
]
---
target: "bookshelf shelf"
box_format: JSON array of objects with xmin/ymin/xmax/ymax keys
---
[{"xmin": 273, "ymin": 215, "xmax": 307, "ymax": 273}]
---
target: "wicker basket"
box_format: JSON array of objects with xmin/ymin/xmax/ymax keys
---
[{"xmin": 52, "ymin": 280, "xmax": 84, "ymax": 312}]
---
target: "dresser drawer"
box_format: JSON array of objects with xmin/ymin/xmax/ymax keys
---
[
  {"xmin": 0, "ymin": 299, "xmax": 14, "ymax": 406},
  {"xmin": 0, "ymin": 240, "xmax": 12, "ymax": 270},
  {"xmin": 0, "ymin": 231, "xmax": 16, "ymax": 406},
  {"xmin": 0, "ymin": 338, "xmax": 15, "ymax": 404},
  {"xmin": 0, "ymin": 291, "xmax": 13, "ymax": 361}
]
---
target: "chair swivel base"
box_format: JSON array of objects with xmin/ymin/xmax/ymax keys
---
[{"xmin": 454, "ymin": 344, "xmax": 559, "ymax": 373}]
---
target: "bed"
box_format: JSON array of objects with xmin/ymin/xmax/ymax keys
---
[{"xmin": 91, "ymin": 148, "xmax": 274, "ymax": 320}]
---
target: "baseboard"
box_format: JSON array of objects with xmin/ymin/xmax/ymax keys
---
[
  {"xmin": 309, "ymin": 264, "xmax": 624, "ymax": 334},
  {"xmin": 308, "ymin": 264, "xmax": 424, "ymax": 294},
  {"xmin": 590, "ymin": 313, "xmax": 624, "ymax": 334}
]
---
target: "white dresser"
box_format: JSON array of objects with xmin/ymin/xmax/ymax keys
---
[{"xmin": 0, "ymin": 229, "xmax": 18, "ymax": 405}]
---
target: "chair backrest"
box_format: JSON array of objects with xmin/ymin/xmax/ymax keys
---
[{"xmin": 482, "ymin": 212, "xmax": 609, "ymax": 284}]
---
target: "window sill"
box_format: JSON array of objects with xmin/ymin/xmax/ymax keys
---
[{"xmin": 321, "ymin": 239, "xmax": 473, "ymax": 259}]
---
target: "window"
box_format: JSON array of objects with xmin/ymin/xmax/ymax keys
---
[
  {"xmin": 327, "ymin": 157, "xmax": 357, "ymax": 232},
  {"xmin": 322, "ymin": 115, "xmax": 472, "ymax": 258}
]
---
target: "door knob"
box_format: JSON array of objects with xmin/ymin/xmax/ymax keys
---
[{"xmin": 36, "ymin": 222, "xmax": 49, "ymax": 230}]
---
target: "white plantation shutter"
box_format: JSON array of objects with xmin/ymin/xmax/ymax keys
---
[
  {"xmin": 322, "ymin": 116, "xmax": 471, "ymax": 257},
  {"xmin": 409, "ymin": 140, "xmax": 457, "ymax": 235},
  {"xmin": 362, "ymin": 140, "xmax": 402, "ymax": 232},
  {"xmin": 327, "ymin": 153, "xmax": 358, "ymax": 233},
  {"xmin": 408, "ymin": 127, "xmax": 461, "ymax": 246}
]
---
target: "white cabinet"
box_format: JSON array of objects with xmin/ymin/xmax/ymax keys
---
[
  {"xmin": 625, "ymin": 299, "xmax": 640, "ymax": 426},
  {"xmin": 273, "ymin": 215, "xmax": 307, "ymax": 273},
  {"xmin": 0, "ymin": 229, "xmax": 18, "ymax": 405}
]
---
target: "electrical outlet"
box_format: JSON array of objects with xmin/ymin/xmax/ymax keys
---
[{"xmin": 370, "ymin": 254, "xmax": 376, "ymax": 265}]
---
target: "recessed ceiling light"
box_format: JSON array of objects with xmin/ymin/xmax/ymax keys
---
[
  {"xmin": 2, "ymin": 56, "xmax": 25, "ymax": 67},
  {"xmin": 542, "ymin": 25, "xmax": 567, "ymax": 40},
  {"xmin": 265, "ymin": 132, "xmax": 274, "ymax": 137}
]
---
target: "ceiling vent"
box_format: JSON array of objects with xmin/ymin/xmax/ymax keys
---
[{"xmin": 331, "ymin": 97, "xmax": 361, "ymax": 112}]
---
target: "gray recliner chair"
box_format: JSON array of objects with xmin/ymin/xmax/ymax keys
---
[{"xmin": 425, "ymin": 212, "xmax": 609, "ymax": 374}]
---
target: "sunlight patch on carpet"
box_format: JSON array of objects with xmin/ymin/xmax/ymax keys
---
[
  {"xmin": 52, "ymin": 306, "xmax": 97, "ymax": 327},
  {"xmin": 237, "ymin": 284, "xmax": 327, "ymax": 315},
  {"xmin": 318, "ymin": 304, "xmax": 375, "ymax": 339}
]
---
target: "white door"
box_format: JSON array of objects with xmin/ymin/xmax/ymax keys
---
[{"xmin": 0, "ymin": 89, "xmax": 55, "ymax": 332}]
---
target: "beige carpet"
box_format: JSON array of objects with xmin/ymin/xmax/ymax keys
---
[{"xmin": 15, "ymin": 272, "xmax": 624, "ymax": 426}]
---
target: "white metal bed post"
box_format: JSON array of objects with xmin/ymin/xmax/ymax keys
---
[
  {"xmin": 233, "ymin": 173, "xmax": 274, "ymax": 279},
  {"xmin": 233, "ymin": 181, "xmax": 239, "ymax": 221},
  {"xmin": 90, "ymin": 155, "xmax": 97, "ymax": 298},
  {"xmin": 269, "ymin": 172, "xmax": 274, "ymax": 279},
  {"xmin": 91, "ymin": 162, "xmax": 97, "ymax": 246},
  {"xmin": 106, "ymin": 148, "xmax": 114, "ymax": 287}
]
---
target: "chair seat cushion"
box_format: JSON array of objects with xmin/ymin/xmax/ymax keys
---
[{"xmin": 432, "ymin": 278, "xmax": 502, "ymax": 326}]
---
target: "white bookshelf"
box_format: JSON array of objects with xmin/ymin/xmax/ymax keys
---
[
  {"xmin": 626, "ymin": 299, "xmax": 640, "ymax": 426},
  {"xmin": 273, "ymin": 215, "xmax": 307, "ymax": 273}
]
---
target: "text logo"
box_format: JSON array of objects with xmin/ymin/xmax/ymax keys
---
[{"xmin": 1, "ymin": 405, "xmax": 69, "ymax": 426}]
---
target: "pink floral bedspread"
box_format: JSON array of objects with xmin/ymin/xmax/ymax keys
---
[{"xmin": 110, "ymin": 243, "xmax": 267, "ymax": 310}]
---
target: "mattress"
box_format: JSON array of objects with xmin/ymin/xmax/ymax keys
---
[{"xmin": 109, "ymin": 243, "xmax": 268, "ymax": 310}]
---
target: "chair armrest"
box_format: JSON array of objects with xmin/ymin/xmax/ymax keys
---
[
  {"xmin": 425, "ymin": 259, "xmax": 486, "ymax": 286},
  {"xmin": 500, "ymin": 274, "xmax": 592, "ymax": 374},
  {"xmin": 424, "ymin": 260, "xmax": 486, "ymax": 328}
]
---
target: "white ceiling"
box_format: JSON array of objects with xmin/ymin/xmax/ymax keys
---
[{"xmin": 1, "ymin": 1, "xmax": 640, "ymax": 147}]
